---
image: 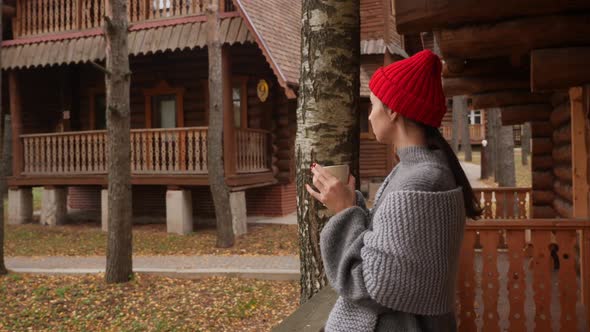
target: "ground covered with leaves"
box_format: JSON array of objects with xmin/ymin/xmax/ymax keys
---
[
  {"xmin": 5, "ymin": 223, "xmax": 298, "ymax": 257},
  {"xmin": 457, "ymin": 148, "xmax": 531, "ymax": 187},
  {"xmin": 0, "ymin": 273, "xmax": 299, "ymax": 331}
]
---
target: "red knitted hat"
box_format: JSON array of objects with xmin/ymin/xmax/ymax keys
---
[{"xmin": 369, "ymin": 49, "xmax": 447, "ymax": 128}]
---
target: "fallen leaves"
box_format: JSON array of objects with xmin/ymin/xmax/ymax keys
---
[
  {"xmin": 5, "ymin": 223, "xmax": 299, "ymax": 257},
  {"xmin": 0, "ymin": 273, "xmax": 300, "ymax": 331}
]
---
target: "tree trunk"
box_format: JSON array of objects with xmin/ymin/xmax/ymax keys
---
[
  {"xmin": 497, "ymin": 112, "xmax": 516, "ymax": 187},
  {"xmin": 454, "ymin": 95, "xmax": 472, "ymax": 161},
  {"xmin": 0, "ymin": 2, "xmax": 6, "ymax": 276},
  {"xmin": 297, "ymin": 0, "xmax": 360, "ymax": 303},
  {"xmin": 207, "ymin": 3, "xmax": 234, "ymax": 248},
  {"xmin": 451, "ymin": 99, "xmax": 460, "ymax": 153},
  {"xmin": 486, "ymin": 108, "xmax": 500, "ymax": 179},
  {"xmin": 521, "ymin": 122, "xmax": 531, "ymax": 165},
  {"xmin": 105, "ymin": 0, "xmax": 133, "ymax": 283}
]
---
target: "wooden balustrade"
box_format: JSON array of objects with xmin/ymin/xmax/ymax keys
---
[
  {"xmin": 22, "ymin": 130, "xmax": 107, "ymax": 175},
  {"xmin": 458, "ymin": 220, "xmax": 590, "ymax": 332},
  {"xmin": 21, "ymin": 127, "xmax": 271, "ymax": 176},
  {"xmin": 474, "ymin": 187, "xmax": 532, "ymax": 219},
  {"xmin": 14, "ymin": 0, "xmax": 230, "ymax": 38},
  {"xmin": 130, "ymin": 127, "xmax": 208, "ymax": 174},
  {"xmin": 235, "ymin": 128, "xmax": 271, "ymax": 174},
  {"xmin": 440, "ymin": 124, "xmax": 485, "ymax": 142}
]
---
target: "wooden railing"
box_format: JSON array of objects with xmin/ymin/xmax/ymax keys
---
[
  {"xmin": 458, "ymin": 219, "xmax": 590, "ymax": 331},
  {"xmin": 14, "ymin": 0, "xmax": 233, "ymax": 38},
  {"xmin": 130, "ymin": 127, "xmax": 208, "ymax": 174},
  {"xmin": 440, "ymin": 124, "xmax": 485, "ymax": 142},
  {"xmin": 235, "ymin": 128, "xmax": 271, "ymax": 174},
  {"xmin": 474, "ymin": 187, "xmax": 532, "ymax": 219},
  {"xmin": 22, "ymin": 130, "xmax": 108, "ymax": 174},
  {"xmin": 21, "ymin": 127, "xmax": 271, "ymax": 176}
]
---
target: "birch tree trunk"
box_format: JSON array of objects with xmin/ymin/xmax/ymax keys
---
[
  {"xmin": 207, "ymin": 3, "xmax": 234, "ymax": 248},
  {"xmin": 105, "ymin": 0, "xmax": 133, "ymax": 283},
  {"xmin": 296, "ymin": 0, "xmax": 360, "ymax": 303},
  {"xmin": 521, "ymin": 122, "xmax": 531, "ymax": 166}
]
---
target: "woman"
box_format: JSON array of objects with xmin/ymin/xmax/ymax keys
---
[{"xmin": 306, "ymin": 50, "xmax": 482, "ymax": 331}]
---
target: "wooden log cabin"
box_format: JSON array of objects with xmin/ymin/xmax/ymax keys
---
[
  {"xmin": 394, "ymin": 1, "xmax": 590, "ymax": 330},
  {"xmin": 275, "ymin": 1, "xmax": 590, "ymax": 331},
  {"xmin": 0, "ymin": 0, "xmax": 408, "ymax": 233},
  {"xmin": 1, "ymin": 0, "xmax": 304, "ymax": 233}
]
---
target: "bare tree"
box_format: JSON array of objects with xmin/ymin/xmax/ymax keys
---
[
  {"xmin": 521, "ymin": 122, "xmax": 531, "ymax": 165},
  {"xmin": 206, "ymin": 3, "xmax": 234, "ymax": 248},
  {"xmin": 104, "ymin": 0, "xmax": 133, "ymax": 283},
  {"xmin": 296, "ymin": 0, "xmax": 360, "ymax": 302}
]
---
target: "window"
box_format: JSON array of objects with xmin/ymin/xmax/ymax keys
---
[
  {"xmin": 144, "ymin": 81, "xmax": 185, "ymax": 128},
  {"xmin": 360, "ymin": 101, "xmax": 375, "ymax": 139},
  {"xmin": 94, "ymin": 94, "xmax": 106, "ymax": 130},
  {"xmin": 468, "ymin": 110, "xmax": 482, "ymax": 125},
  {"xmin": 223, "ymin": 0, "xmax": 236, "ymax": 12},
  {"xmin": 232, "ymin": 79, "xmax": 248, "ymax": 128},
  {"xmin": 152, "ymin": 94, "xmax": 177, "ymax": 128}
]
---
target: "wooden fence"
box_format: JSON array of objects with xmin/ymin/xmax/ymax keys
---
[
  {"xmin": 474, "ymin": 187, "xmax": 532, "ymax": 219},
  {"xmin": 458, "ymin": 219, "xmax": 590, "ymax": 331}
]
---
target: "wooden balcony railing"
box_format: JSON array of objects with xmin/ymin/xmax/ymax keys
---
[
  {"xmin": 235, "ymin": 128, "xmax": 270, "ymax": 174},
  {"xmin": 20, "ymin": 127, "xmax": 270, "ymax": 176},
  {"xmin": 14, "ymin": 0, "xmax": 235, "ymax": 38},
  {"xmin": 440, "ymin": 124, "xmax": 485, "ymax": 142},
  {"xmin": 474, "ymin": 187, "xmax": 532, "ymax": 219}
]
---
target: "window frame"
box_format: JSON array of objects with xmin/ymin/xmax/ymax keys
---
[
  {"xmin": 144, "ymin": 81, "xmax": 185, "ymax": 129},
  {"xmin": 232, "ymin": 76, "xmax": 248, "ymax": 129},
  {"xmin": 89, "ymin": 87, "xmax": 106, "ymax": 130}
]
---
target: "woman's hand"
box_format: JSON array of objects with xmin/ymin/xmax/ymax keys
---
[{"xmin": 305, "ymin": 164, "xmax": 356, "ymax": 214}]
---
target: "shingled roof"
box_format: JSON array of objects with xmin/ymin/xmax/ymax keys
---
[{"xmin": 235, "ymin": 0, "xmax": 301, "ymax": 94}]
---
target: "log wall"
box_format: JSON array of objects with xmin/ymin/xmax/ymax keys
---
[
  {"xmin": 531, "ymin": 119, "xmax": 557, "ymax": 218},
  {"xmin": 550, "ymin": 93, "xmax": 573, "ymax": 218}
]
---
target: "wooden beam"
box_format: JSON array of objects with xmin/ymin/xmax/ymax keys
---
[
  {"xmin": 443, "ymin": 76, "xmax": 529, "ymax": 97},
  {"xmin": 570, "ymin": 87, "xmax": 589, "ymax": 218},
  {"xmin": 8, "ymin": 71, "xmax": 23, "ymax": 177},
  {"xmin": 394, "ymin": 0, "xmax": 590, "ymax": 34},
  {"xmin": 531, "ymin": 47, "xmax": 590, "ymax": 92},
  {"xmin": 471, "ymin": 90, "xmax": 551, "ymax": 109},
  {"xmin": 500, "ymin": 104, "xmax": 552, "ymax": 126},
  {"xmin": 442, "ymin": 57, "xmax": 525, "ymax": 78},
  {"xmin": 437, "ymin": 14, "xmax": 590, "ymax": 60}
]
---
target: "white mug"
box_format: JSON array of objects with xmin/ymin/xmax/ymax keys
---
[{"xmin": 323, "ymin": 165, "xmax": 350, "ymax": 184}]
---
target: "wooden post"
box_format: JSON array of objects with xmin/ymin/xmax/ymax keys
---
[
  {"xmin": 222, "ymin": 46, "xmax": 236, "ymax": 176},
  {"xmin": 570, "ymin": 87, "xmax": 589, "ymax": 218},
  {"xmin": 8, "ymin": 71, "xmax": 23, "ymax": 177}
]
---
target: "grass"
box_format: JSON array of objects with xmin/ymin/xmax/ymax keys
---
[
  {"xmin": 5, "ymin": 222, "xmax": 298, "ymax": 257},
  {"xmin": 456, "ymin": 148, "xmax": 531, "ymax": 187},
  {"xmin": 0, "ymin": 273, "xmax": 299, "ymax": 331}
]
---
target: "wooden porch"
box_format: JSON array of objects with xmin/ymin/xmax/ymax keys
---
[
  {"xmin": 441, "ymin": 123, "xmax": 485, "ymax": 144},
  {"xmin": 9, "ymin": 127, "xmax": 274, "ymax": 187}
]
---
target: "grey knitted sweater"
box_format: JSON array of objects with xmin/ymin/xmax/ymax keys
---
[{"xmin": 319, "ymin": 146, "xmax": 465, "ymax": 332}]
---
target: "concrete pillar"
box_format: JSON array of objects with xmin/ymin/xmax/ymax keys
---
[
  {"xmin": 230, "ymin": 191, "xmax": 247, "ymax": 236},
  {"xmin": 166, "ymin": 189, "xmax": 193, "ymax": 235},
  {"xmin": 40, "ymin": 187, "xmax": 67, "ymax": 226},
  {"xmin": 7, "ymin": 187, "xmax": 33, "ymax": 225},
  {"xmin": 101, "ymin": 189, "xmax": 108, "ymax": 232}
]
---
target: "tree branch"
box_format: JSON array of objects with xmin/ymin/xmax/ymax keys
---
[{"xmin": 90, "ymin": 61, "xmax": 112, "ymax": 76}]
